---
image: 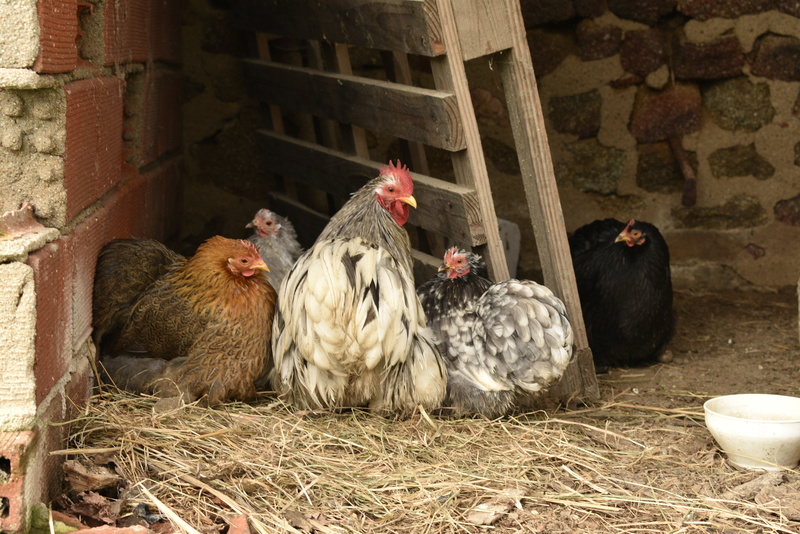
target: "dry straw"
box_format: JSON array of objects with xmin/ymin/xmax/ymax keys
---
[{"xmin": 63, "ymin": 390, "xmax": 799, "ymax": 533}]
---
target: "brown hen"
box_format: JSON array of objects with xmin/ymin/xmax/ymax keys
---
[{"xmin": 92, "ymin": 236, "xmax": 277, "ymax": 407}]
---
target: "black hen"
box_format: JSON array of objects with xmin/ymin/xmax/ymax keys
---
[
  {"xmin": 417, "ymin": 247, "xmax": 573, "ymax": 417},
  {"xmin": 569, "ymin": 218, "xmax": 673, "ymax": 369}
]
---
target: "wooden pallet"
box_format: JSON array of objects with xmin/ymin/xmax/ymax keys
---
[{"xmin": 232, "ymin": 0, "xmax": 599, "ymax": 400}]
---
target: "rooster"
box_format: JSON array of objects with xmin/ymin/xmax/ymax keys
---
[
  {"xmin": 569, "ymin": 218, "xmax": 673, "ymax": 369},
  {"xmin": 92, "ymin": 236, "xmax": 277, "ymax": 407},
  {"xmin": 270, "ymin": 161, "xmax": 446, "ymax": 416},
  {"xmin": 246, "ymin": 208, "xmax": 303, "ymax": 291},
  {"xmin": 417, "ymin": 247, "xmax": 574, "ymax": 418}
]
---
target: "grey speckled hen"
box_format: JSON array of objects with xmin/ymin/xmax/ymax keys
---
[
  {"xmin": 417, "ymin": 247, "xmax": 574, "ymax": 418},
  {"xmin": 246, "ymin": 208, "xmax": 304, "ymax": 292}
]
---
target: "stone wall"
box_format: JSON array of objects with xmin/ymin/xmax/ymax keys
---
[
  {"xmin": 512, "ymin": 0, "xmax": 800, "ymax": 287},
  {"xmin": 0, "ymin": 1, "xmax": 182, "ymax": 530}
]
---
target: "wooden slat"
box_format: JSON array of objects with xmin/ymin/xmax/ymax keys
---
[
  {"xmin": 496, "ymin": 0, "xmax": 599, "ymax": 400},
  {"xmin": 257, "ymin": 130, "xmax": 485, "ymax": 245},
  {"xmin": 452, "ymin": 0, "xmax": 515, "ymax": 61},
  {"xmin": 429, "ymin": 0, "xmax": 509, "ymax": 281},
  {"xmin": 243, "ymin": 59, "xmax": 465, "ymax": 151},
  {"xmin": 233, "ymin": 0, "xmax": 445, "ymax": 57}
]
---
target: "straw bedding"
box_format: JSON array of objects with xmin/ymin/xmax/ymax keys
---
[{"xmin": 59, "ymin": 289, "xmax": 800, "ymax": 533}]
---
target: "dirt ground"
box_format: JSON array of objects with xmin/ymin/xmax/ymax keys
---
[{"xmin": 601, "ymin": 285, "xmax": 799, "ymax": 406}]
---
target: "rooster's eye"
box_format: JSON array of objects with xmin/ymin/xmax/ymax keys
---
[{"xmin": 387, "ymin": 187, "xmax": 395, "ymax": 193}]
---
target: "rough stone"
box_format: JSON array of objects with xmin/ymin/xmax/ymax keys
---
[
  {"xmin": 559, "ymin": 138, "xmax": 625, "ymax": 194},
  {"xmin": 774, "ymin": 193, "xmax": 800, "ymax": 226},
  {"xmin": 672, "ymin": 194, "xmax": 767, "ymax": 229},
  {"xmin": 749, "ymin": 33, "xmax": 800, "ymax": 81},
  {"xmin": 520, "ymin": 0, "xmax": 577, "ymax": 26},
  {"xmin": 527, "ymin": 29, "xmax": 575, "ymax": 77},
  {"xmin": 482, "ymin": 137, "xmax": 521, "ymax": 176},
  {"xmin": 795, "ymin": 141, "xmax": 800, "ymax": 166},
  {"xmin": 629, "ymin": 83, "xmax": 702, "ymax": 143},
  {"xmin": 620, "ymin": 29, "xmax": 666, "ymax": 77},
  {"xmin": 703, "ymin": 77, "xmax": 774, "ymax": 131},
  {"xmin": 548, "ymin": 89, "xmax": 602, "ymax": 138},
  {"xmin": 674, "ymin": 33, "xmax": 744, "ymax": 79},
  {"xmin": 636, "ymin": 141, "xmax": 694, "ymax": 193},
  {"xmin": 608, "ymin": 0, "xmax": 676, "ymax": 25},
  {"xmin": 794, "ymin": 89, "xmax": 800, "ymax": 118},
  {"xmin": 776, "ymin": 0, "xmax": 800, "ymax": 17},
  {"xmin": 678, "ymin": 0, "xmax": 776, "ymax": 20},
  {"xmin": 709, "ymin": 143, "xmax": 775, "ymax": 180},
  {"xmin": 576, "ymin": 20, "xmax": 622, "ymax": 61},
  {"xmin": 575, "ymin": 0, "xmax": 608, "ymax": 17}
]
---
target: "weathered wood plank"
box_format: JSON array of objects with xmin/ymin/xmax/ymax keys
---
[
  {"xmin": 257, "ymin": 130, "xmax": 486, "ymax": 245},
  {"xmin": 452, "ymin": 0, "xmax": 515, "ymax": 61},
  {"xmin": 232, "ymin": 0, "xmax": 444, "ymax": 57},
  {"xmin": 429, "ymin": 0, "xmax": 509, "ymax": 281},
  {"xmin": 243, "ymin": 59, "xmax": 465, "ymax": 151},
  {"xmin": 496, "ymin": 0, "xmax": 599, "ymax": 400}
]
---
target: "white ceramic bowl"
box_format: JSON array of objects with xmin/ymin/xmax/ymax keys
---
[{"xmin": 704, "ymin": 394, "xmax": 800, "ymax": 470}]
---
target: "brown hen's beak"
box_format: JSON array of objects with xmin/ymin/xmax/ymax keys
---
[
  {"xmin": 254, "ymin": 259, "xmax": 270, "ymax": 272},
  {"xmin": 398, "ymin": 195, "xmax": 417, "ymax": 209}
]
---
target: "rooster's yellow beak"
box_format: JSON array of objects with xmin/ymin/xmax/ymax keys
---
[{"xmin": 399, "ymin": 195, "xmax": 417, "ymax": 209}]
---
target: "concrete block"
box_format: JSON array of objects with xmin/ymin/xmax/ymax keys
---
[
  {"xmin": 64, "ymin": 77, "xmax": 124, "ymax": 223},
  {"xmin": 0, "ymin": 263, "xmax": 37, "ymax": 432},
  {"xmin": 33, "ymin": 0, "xmax": 80, "ymax": 73},
  {"xmin": 0, "ymin": 2, "xmax": 39, "ymax": 68}
]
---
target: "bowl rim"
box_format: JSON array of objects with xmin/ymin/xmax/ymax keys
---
[{"xmin": 704, "ymin": 393, "xmax": 800, "ymax": 424}]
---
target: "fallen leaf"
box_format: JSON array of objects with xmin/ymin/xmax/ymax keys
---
[
  {"xmin": 465, "ymin": 488, "xmax": 525, "ymax": 526},
  {"xmin": 68, "ymin": 491, "xmax": 123, "ymax": 525},
  {"xmin": 63, "ymin": 460, "xmax": 123, "ymax": 493},
  {"xmin": 227, "ymin": 514, "xmax": 251, "ymax": 534}
]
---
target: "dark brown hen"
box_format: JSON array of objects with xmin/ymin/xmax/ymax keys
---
[
  {"xmin": 417, "ymin": 247, "xmax": 573, "ymax": 418},
  {"xmin": 569, "ymin": 218, "xmax": 673, "ymax": 369},
  {"xmin": 270, "ymin": 161, "xmax": 446, "ymax": 416},
  {"xmin": 93, "ymin": 236, "xmax": 277, "ymax": 406}
]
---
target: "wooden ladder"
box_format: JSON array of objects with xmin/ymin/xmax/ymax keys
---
[{"xmin": 233, "ymin": 0, "xmax": 599, "ymax": 400}]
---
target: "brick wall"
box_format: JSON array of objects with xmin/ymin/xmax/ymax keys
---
[{"xmin": 0, "ymin": 0, "xmax": 182, "ymax": 531}]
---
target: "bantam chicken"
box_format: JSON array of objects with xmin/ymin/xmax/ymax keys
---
[
  {"xmin": 270, "ymin": 160, "xmax": 446, "ymax": 416},
  {"xmin": 92, "ymin": 236, "xmax": 277, "ymax": 407},
  {"xmin": 569, "ymin": 218, "xmax": 673, "ymax": 369},
  {"xmin": 417, "ymin": 247, "xmax": 574, "ymax": 418},
  {"xmin": 246, "ymin": 208, "xmax": 303, "ymax": 291}
]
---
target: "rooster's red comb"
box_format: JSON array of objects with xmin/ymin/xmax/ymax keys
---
[{"xmin": 379, "ymin": 160, "xmax": 413, "ymax": 190}]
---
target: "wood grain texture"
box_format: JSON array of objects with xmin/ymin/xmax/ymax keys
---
[
  {"xmin": 257, "ymin": 131, "xmax": 486, "ymax": 245},
  {"xmin": 429, "ymin": 0, "xmax": 509, "ymax": 281},
  {"xmin": 496, "ymin": 0, "xmax": 598, "ymax": 400},
  {"xmin": 452, "ymin": 0, "xmax": 515, "ymax": 61},
  {"xmin": 233, "ymin": 0, "xmax": 444, "ymax": 56},
  {"xmin": 243, "ymin": 59, "xmax": 465, "ymax": 151}
]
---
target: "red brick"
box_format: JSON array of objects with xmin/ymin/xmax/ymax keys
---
[
  {"xmin": 151, "ymin": 0, "xmax": 182, "ymax": 64},
  {"xmin": 34, "ymin": 392, "xmax": 73, "ymax": 506},
  {"xmin": 64, "ymin": 78, "xmax": 125, "ymax": 224},
  {"xmin": 34, "ymin": 0, "xmax": 80, "ymax": 73},
  {"xmin": 70, "ymin": 174, "xmax": 143, "ymax": 348},
  {"xmin": 143, "ymin": 158, "xmax": 183, "ymax": 238},
  {"xmin": 65, "ymin": 349, "xmax": 94, "ymax": 417},
  {"xmin": 28, "ymin": 240, "xmax": 73, "ymax": 406},
  {"xmin": 0, "ymin": 431, "xmax": 37, "ymax": 533},
  {"xmin": 103, "ymin": 0, "xmax": 151, "ymax": 65},
  {"xmin": 139, "ymin": 70, "xmax": 183, "ymax": 168}
]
